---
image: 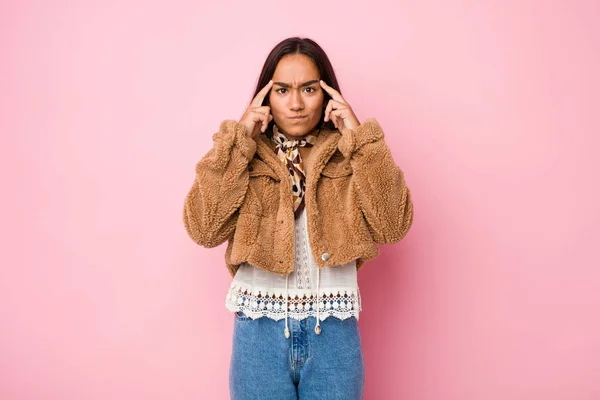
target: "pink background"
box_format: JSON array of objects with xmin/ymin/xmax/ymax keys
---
[{"xmin": 2, "ymin": 1, "xmax": 599, "ymax": 399}]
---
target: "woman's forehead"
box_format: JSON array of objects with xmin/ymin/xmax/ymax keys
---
[{"xmin": 272, "ymin": 54, "xmax": 319, "ymax": 83}]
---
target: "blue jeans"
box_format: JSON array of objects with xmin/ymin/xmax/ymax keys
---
[{"xmin": 229, "ymin": 312, "xmax": 365, "ymax": 399}]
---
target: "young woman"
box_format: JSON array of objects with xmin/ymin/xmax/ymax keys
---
[{"xmin": 183, "ymin": 37, "xmax": 413, "ymax": 400}]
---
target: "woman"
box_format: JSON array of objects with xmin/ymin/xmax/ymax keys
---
[{"xmin": 183, "ymin": 37, "xmax": 413, "ymax": 400}]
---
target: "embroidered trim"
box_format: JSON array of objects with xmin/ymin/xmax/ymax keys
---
[{"xmin": 225, "ymin": 283, "xmax": 362, "ymax": 321}]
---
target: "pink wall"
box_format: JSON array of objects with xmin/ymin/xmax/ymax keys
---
[{"xmin": 2, "ymin": 1, "xmax": 599, "ymax": 399}]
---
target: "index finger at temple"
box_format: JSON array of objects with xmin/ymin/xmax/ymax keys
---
[
  {"xmin": 251, "ymin": 80, "xmax": 274, "ymax": 107},
  {"xmin": 320, "ymin": 80, "xmax": 344, "ymax": 102}
]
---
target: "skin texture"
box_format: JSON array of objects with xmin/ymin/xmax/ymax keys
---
[
  {"xmin": 238, "ymin": 80, "xmax": 274, "ymax": 140},
  {"xmin": 268, "ymin": 54, "xmax": 324, "ymax": 139},
  {"xmin": 267, "ymin": 54, "xmax": 362, "ymax": 138},
  {"xmin": 239, "ymin": 54, "xmax": 363, "ymax": 162}
]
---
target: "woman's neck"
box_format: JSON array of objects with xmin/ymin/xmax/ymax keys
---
[{"xmin": 279, "ymin": 126, "xmax": 319, "ymax": 142}]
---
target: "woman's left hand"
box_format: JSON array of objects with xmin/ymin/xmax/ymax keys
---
[{"xmin": 320, "ymin": 80, "xmax": 360, "ymax": 135}]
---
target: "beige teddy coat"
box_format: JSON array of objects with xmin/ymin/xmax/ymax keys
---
[{"xmin": 183, "ymin": 118, "xmax": 413, "ymax": 277}]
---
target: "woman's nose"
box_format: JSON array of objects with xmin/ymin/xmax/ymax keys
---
[{"xmin": 289, "ymin": 90, "xmax": 304, "ymax": 110}]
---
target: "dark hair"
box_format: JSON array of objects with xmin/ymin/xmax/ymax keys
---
[{"xmin": 252, "ymin": 37, "xmax": 341, "ymax": 133}]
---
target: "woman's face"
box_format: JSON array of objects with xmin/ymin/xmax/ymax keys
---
[{"xmin": 268, "ymin": 54, "xmax": 325, "ymax": 138}]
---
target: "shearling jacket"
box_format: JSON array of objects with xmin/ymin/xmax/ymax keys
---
[{"xmin": 183, "ymin": 118, "xmax": 413, "ymax": 277}]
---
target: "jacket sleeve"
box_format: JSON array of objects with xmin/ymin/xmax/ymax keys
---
[
  {"xmin": 183, "ymin": 120, "xmax": 256, "ymax": 248},
  {"xmin": 337, "ymin": 118, "xmax": 414, "ymax": 244}
]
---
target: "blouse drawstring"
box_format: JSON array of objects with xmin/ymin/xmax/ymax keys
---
[
  {"xmin": 315, "ymin": 267, "xmax": 321, "ymax": 334},
  {"xmin": 284, "ymin": 274, "xmax": 290, "ymax": 338},
  {"xmin": 283, "ymin": 274, "xmax": 290, "ymax": 339}
]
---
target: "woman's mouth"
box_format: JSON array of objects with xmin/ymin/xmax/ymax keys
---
[{"xmin": 289, "ymin": 116, "xmax": 307, "ymax": 121}]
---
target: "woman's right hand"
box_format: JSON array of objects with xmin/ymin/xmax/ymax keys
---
[{"xmin": 239, "ymin": 80, "xmax": 274, "ymax": 139}]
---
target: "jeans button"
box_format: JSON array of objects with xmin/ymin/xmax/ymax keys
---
[{"xmin": 321, "ymin": 252, "xmax": 330, "ymax": 261}]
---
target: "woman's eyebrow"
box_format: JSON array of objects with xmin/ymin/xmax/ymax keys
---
[{"xmin": 273, "ymin": 79, "xmax": 320, "ymax": 88}]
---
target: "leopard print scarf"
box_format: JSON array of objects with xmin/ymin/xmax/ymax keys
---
[{"xmin": 269, "ymin": 124, "xmax": 320, "ymax": 218}]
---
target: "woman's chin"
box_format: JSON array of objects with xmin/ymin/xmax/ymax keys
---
[{"xmin": 277, "ymin": 123, "xmax": 318, "ymax": 138}]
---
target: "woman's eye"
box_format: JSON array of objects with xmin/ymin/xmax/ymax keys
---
[{"xmin": 276, "ymin": 87, "xmax": 316, "ymax": 94}]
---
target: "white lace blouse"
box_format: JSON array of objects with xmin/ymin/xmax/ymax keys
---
[{"xmin": 225, "ymin": 206, "xmax": 362, "ymax": 330}]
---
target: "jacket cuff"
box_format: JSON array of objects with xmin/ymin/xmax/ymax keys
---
[
  {"xmin": 214, "ymin": 120, "xmax": 257, "ymax": 161},
  {"xmin": 337, "ymin": 118, "xmax": 384, "ymax": 158}
]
